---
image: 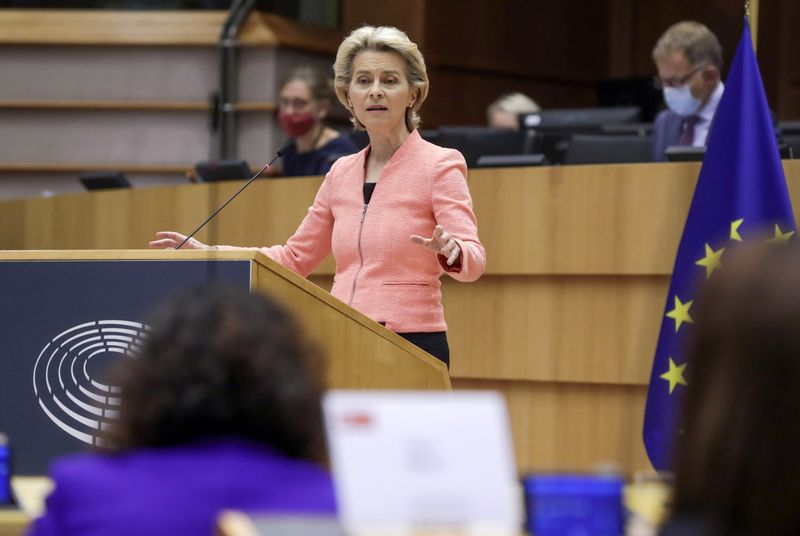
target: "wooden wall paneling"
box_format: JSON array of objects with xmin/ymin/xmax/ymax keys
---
[
  {"xmin": 342, "ymin": 0, "xmax": 799, "ymax": 124},
  {"xmin": 0, "ymin": 199, "xmax": 25, "ymax": 250},
  {"xmin": 207, "ymin": 176, "xmax": 337, "ymax": 273},
  {"xmin": 468, "ymin": 164, "xmax": 698, "ymax": 275},
  {"xmin": 28, "ymin": 195, "xmax": 91, "ymax": 250},
  {"xmin": 776, "ymin": 0, "xmax": 800, "ymax": 119},
  {"xmin": 757, "ymin": 0, "xmax": 783, "ymax": 112},
  {"xmin": 419, "ymin": 0, "xmax": 618, "ymax": 125},
  {"xmin": 453, "ymin": 378, "xmax": 651, "ymax": 475},
  {"xmin": 607, "ymin": 0, "xmax": 637, "ymax": 77},
  {"xmin": 4, "ymin": 161, "xmax": 800, "ymax": 258},
  {"xmin": 341, "ymin": 0, "xmax": 427, "ymax": 45},
  {"xmin": 95, "ymin": 183, "xmax": 216, "ymax": 249},
  {"xmin": 208, "ymin": 177, "xmax": 324, "ymax": 247},
  {"xmin": 422, "ymin": 70, "xmax": 597, "ymax": 128},
  {"xmin": 0, "ymin": 10, "xmax": 227, "ymax": 46},
  {"xmin": 629, "ymin": 2, "xmax": 743, "ymax": 78},
  {"xmin": 423, "ymin": 1, "xmax": 612, "ymax": 82},
  {"xmin": 443, "ymin": 274, "xmax": 668, "ymax": 384}
]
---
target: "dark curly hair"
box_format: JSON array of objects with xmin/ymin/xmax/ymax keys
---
[{"xmin": 106, "ymin": 285, "xmax": 326, "ymax": 462}]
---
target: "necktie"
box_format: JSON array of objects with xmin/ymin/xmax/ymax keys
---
[{"xmin": 679, "ymin": 115, "xmax": 700, "ymax": 146}]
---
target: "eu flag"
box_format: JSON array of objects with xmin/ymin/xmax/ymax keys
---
[{"xmin": 643, "ymin": 20, "xmax": 796, "ymax": 471}]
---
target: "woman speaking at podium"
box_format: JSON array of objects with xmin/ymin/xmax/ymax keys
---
[{"xmin": 151, "ymin": 26, "xmax": 486, "ymax": 367}]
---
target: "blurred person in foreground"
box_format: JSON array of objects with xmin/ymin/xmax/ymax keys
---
[
  {"xmin": 275, "ymin": 65, "xmax": 359, "ymax": 177},
  {"xmin": 486, "ymin": 92, "xmax": 540, "ymax": 130},
  {"xmin": 152, "ymin": 26, "xmax": 486, "ymax": 368},
  {"xmin": 660, "ymin": 242, "xmax": 800, "ymax": 536},
  {"xmin": 651, "ymin": 21, "xmax": 724, "ymax": 162},
  {"xmin": 28, "ymin": 286, "xmax": 335, "ymax": 536}
]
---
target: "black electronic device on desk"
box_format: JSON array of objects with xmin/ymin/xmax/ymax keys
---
[
  {"xmin": 474, "ymin": 154, "xmax": 549, "ymax": 168},
  {"xmin": 194, "ymin": 160, "xmax": 253, "ymax": 182},
  {"xmin": 0, "ymin": 433, "xmax": 12, "ymax": 507},
  {"xmin": 564, "ymin": 134, "xmax": 652, "ymax": 165},
  {"xmin": 665, "ymin": 144, "xmax": 793, "ymax": 162},
  {"xmin": 519, "ymin": 107, "xmax": 641, "ymax": 164},
  {"xmin": 79, "ymin": 172, "xmax": 131, "ymax": 191}
]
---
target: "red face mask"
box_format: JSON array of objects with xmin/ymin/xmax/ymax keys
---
[{"xmin": 278, "ymin": 112, "xmax": 317, "ymax": 138}]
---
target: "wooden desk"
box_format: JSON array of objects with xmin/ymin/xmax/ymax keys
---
[
  {"xmin": 0, "ymin": 510, "xmax": 28, "ymax": 536},
  {"xmin": 3, "ymin": 161, "xmax": 799, "ymax": 475}
]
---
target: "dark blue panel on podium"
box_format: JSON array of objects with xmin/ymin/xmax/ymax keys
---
[{"xmin": 0, "ymin": 260, "xmax": 251, "ymax": 474}]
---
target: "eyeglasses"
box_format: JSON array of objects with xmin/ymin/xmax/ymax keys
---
[{"xmin": 654, "ymin": 64, "xmax": 706, "ymax": 90}]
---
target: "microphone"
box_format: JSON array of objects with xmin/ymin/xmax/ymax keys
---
[{"xmin": 176, "ymin": 147, "xmax": 286, "ymax": 250}]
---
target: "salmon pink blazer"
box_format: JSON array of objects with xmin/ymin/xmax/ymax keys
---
[{"xmin": 246, "ymin": 130, "xmax": 485, "ymax": 333}]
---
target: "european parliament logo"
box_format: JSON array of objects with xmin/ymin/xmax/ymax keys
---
[
  {"xmin": 0, "ymin": 258, "xmax": 250, "ymax": 474},
  {"xmin": 32, "ymin": 320, "xmax": 149, "ymax": 447}
]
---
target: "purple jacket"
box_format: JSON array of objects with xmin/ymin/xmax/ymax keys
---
[{"xmin": 27, "ymin": 438, "xmax": 337, "ymax": 536}]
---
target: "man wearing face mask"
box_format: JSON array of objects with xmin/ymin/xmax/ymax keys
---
[{"xmin": 651, "ymin": 21, "xmax": 724, "ymax": 162}]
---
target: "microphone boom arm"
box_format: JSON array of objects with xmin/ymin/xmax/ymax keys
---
[{"xmin": 176, "ymin": 152, "xmax": 281, "ymax": 250}]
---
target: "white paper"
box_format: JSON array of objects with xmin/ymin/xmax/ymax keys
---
[{"xmin": 323, "ymin": 391, "xmax": 521, "ymax": 535}]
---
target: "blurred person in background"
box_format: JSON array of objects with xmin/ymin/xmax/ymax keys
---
[
  {"xmin": 661, "ymin": 242, "xmax": 800, "ymax": 536},
  {"xmin": 651, "ymin": 21, "xmax": 724, "ymax": 162},
  {"xmin": 28, "ymin": 286, "xmax": 335, "ymax": 536},
  {"xmin": 152, "ymin": 25, "xmax": 486, "ymax": 368},
  {"xmin": 275, "ymin": 65, "xmax": 358, "ymax": 177},
  {"xmin": 486, "ymin": 92, "xmax": 540, "ymax": 130}
]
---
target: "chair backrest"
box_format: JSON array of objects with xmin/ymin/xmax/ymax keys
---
[
  {"xmin": 194, "ymin": 160, "xmax": 251, "ymax": 182},
  {"xmin": 564, "ymin": 134, "xmax": 652, "ymax": 165},
  {"xmin": 437, "ymin": 127, "xmax": 539, "ymax": 167},
  {"xmin": 784, "ymin": 135, "xmax": 800, "ymax": 159}
]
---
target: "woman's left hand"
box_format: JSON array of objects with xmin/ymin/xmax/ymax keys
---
[{"xmin": 410, "ymin": 224, "xmax": 461, "ymax": 266}]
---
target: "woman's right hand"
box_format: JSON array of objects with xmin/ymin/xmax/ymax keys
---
[{"xmin": 149, "ymin": 231, "xmax": 211, "ymax": 250}]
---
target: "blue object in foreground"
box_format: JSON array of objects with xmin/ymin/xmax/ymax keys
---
[
  {"xmin": 524, "ymin": 474, "xmax": 624, "ymax": 535},
  {"xmin": 0, "ymin": 434, "xmax": 10, "ymax": 505}
]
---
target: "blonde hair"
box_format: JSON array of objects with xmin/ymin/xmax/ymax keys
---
[
  {"xmin": 652, "ymin": 21, "xmax": 723, "ymax": 70},
  {"xmin": 333, "ymin": 25, "xmax": 429, "ymax": 131},
  {"xmin": 486, "ymin": 92, "xmax": 540, "ymax": 124}
]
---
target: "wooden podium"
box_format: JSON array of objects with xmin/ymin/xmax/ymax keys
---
[
  {"xmin": 0, "ymin": 249, "xmax": 450, "ymax": 391},
  {"xmin": 0, "ymin": 249, "xmax": 449, "ymax": 476}
]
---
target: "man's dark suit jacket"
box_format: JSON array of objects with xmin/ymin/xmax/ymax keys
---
[
  {"xmin": 651, "ymin": 109, "xmax": 694, "ymax": 162},
  {"xmin": 652, "ymin": 107, "xmax": 781, "ymax": 162}
]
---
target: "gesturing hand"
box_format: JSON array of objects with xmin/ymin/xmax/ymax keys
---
[
  {"xmin": 149, "ymin": 231, "xmax": 211, "ymax": 250},
  {"xmin": 410, "ymin": 225, "xmax": 461, "ymax": 266}
]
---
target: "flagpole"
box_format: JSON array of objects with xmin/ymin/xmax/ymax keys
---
[{"xmin": 747, "ymin": 0, "xmax": 759, "ymax": 52}]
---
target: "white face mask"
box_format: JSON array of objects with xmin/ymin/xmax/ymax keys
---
[{"xmin": 663, "ymin": 85, "xmax": 701, "ymax": 117}]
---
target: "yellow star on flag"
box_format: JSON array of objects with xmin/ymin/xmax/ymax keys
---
[
  {"xmin": 766, "ymin": 224, "xmax": 794, "ymax": 244},
  {"xmin": 666, "ymin": 295, "xmax": 693, "ymax": 332},
  {"xmin": 730, "ymin": 219, "xmax": 743, "ymax": 241},
  {"xmin": 660, "ymin": 357, "xmax": 688, "ymax": 394},
  {"xmin": 695, "ymin": 243, "xmax": 724, "ymax": 278}
]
